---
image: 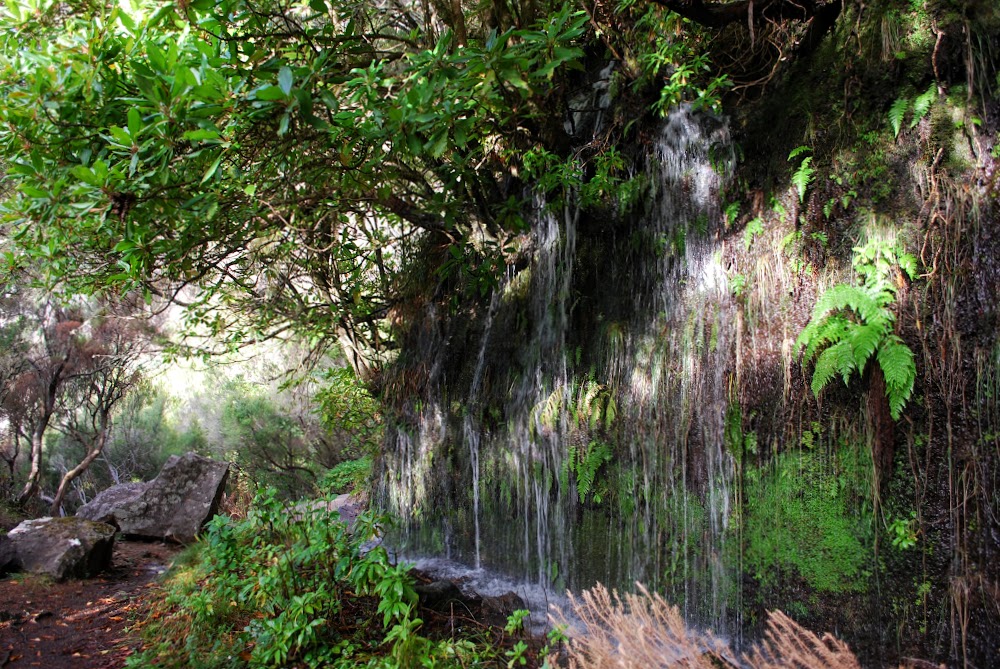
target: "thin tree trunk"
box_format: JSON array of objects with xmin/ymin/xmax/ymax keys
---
[
  {"xmin": 49, "ymin": 416, "xmax": 109, "ymax": 516},
  {"xmin": 16, "ymin": 417, "xmax": 49, "ymax": 506},
  {"xmin": 450, "ymin": 0, "xmax": 467, "ymax": 46}
]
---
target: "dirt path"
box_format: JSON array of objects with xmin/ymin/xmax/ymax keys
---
[{"xmin": 0, "ymin": 540, "xmax": 181, "ymax": 669}]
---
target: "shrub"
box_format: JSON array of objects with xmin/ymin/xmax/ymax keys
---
[{"xmin": 130, "ymin": 489, "xmax": 535, "ymax": 668}]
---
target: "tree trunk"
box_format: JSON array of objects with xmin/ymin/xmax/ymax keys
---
[
  {"xmin": 16, "ymin": 417, "xmax": 49, "ymax": 506},
  {"xmin": 869, "ymin": 365, "xmax": 895, "ymax": 491},
  {"xmin": 49, "ymin": 416, "xmax": 109, "ymax": 516},
  {"xmin": 450, "ymin": 0, "xmax": 467, "ymax": 46},
  {"xmin": 1, "ymin": 430, "xmax": 17, "ymax": 480}
]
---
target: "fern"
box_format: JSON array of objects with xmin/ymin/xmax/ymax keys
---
[
  {"xmin": 811, "ymin": 341, "xmax": 850, "ymax": 396},
  {"xmin": 888, "ymin": 97, "xmax": 909, "ymax": 137},
  {"xmin": 897, "ymin": 252, "xmax": 918, "ymax": 280},
  {"xmin": 791, "ymin": 157, "xmax": 815, "ymax": 203},
  {"xmin": 786, "ymin": 146, "xmax": 815, "ymax": 203},
  {"xmin": 788, "ymin": 145, "xmax": 812, "ymax": 160},
  {"xmin": 849, "ymin": 321, "xmax": 882, "ymax": 366},
  {"xmin": 572, "ymin": 440, "xmax": 613, "ymax": 503},
  {"xmin": 798, "ymin": 315, "xmax": 851, "ymax": 361},
  {"xmin": 797, "ymin": 243, "xmax": 919, "ymax": 420},
  {"xmin": 877, "ymin": 336, "xmax": 916, "ymax": 420},
  {"xmin": 743, "ymin": 216, "xmax": 764, "ymax": 250},
  {"xmin": 910, "ymin": 83, "xmax": 937, "ymax": 129},
  {"xmin": 808, "ymin": 283, "xmax": 887, "ymax": 327}
]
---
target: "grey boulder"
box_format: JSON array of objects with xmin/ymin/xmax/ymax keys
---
[
  {"xmin": 77, "ymin": 452, "xmax": 229, "ymax": 543},
  {"xmin": 292, "ymin": 493, "xmax": 357, "ymax": 524},
  {"xmin": 5, "ymin": 516, "xmax": 116, "ymax": 580},
  {"xmin": 0, "ymin": 534, "xmax": 16, "ymax": 577}
]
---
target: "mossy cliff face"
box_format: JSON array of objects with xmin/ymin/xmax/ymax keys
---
[{"xmin": 379, "ymin": 2, "xmax": 999, "ymax": 665}]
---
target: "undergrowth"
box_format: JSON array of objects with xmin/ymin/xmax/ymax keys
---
[{"xmin": 128, "ymin": 489, "xmax": 545, "ymax": 668}]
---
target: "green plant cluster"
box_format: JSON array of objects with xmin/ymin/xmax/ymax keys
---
[
  {"xmin": 797, "ymin": 238, "xmax": 918, "ymax": 419},
  {"xmin": 131, "ymin": 489, "xmax": 544, "ymax": 668},
  {"xmin": 314, "ymin": 367, "xmax": 384, "ymax": 458},
  {"xmin": 320, "ymin": 456, "xmax": 373, "ymax": 495},
  {"xmin": 744, "ymin": 449, "xmax": 872, "ymax": 594}
]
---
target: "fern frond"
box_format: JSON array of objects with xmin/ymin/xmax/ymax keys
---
[
  {"xmin": 898, "ymin": 252, "xmax": 918, "ymax": 280},
  {"xmin": 792, "ymin": 156, "xmax": 815, "ymax": 203},
  {"xmin": 788, "ymin": 145, "xmax": 813, "ymax": 160},
  {"xmin": 604, "ymin": 397, "xmax": 617, "ymax": 431},
  {"xmin": 811, "ymin": 284, "xmax": 874, "ymax": 323},
  {"xmin": 575, "ymin": 440, "xmax": 613, "ymax": 502},
  {"xmin": 910, "ymin": 83, "xmax": 937, "ymax": 128},
  {"xmin": 888, "ymin": 97, "xmax": 909, "ymax": 137},
  {"xmin": 832, "ymin": 339, "xmax": 859, "ymax": 384},
  {"xmin": 801, "ymin": 316, "xmax": 851, "ymax": 361},
  {"xmin": 811, "ymin": 340, "xmax": 854, "ymax": 396},
  {"xmin": 849, "ymin": 322, "xmax": 883, "ymax": 368},
  {"xmin": 877, "ymin": 336, "xmax": 916, "ymax": 419}
]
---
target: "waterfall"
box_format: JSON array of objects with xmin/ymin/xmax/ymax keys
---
[{"xmin": 381, "ymin": 93, "xmax": 737, "ymax": 633}]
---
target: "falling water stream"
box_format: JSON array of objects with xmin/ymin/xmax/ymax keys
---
[{"xmin": 380, "ymin": 64, "xmax": 738, "ymax": 636}]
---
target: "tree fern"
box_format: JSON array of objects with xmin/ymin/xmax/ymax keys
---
[
  {"xmin": 798, "ymin": 314, "xmax": 850, "ymax": 361},
  {"xmin": 807, "ymin": 284, "xmax": 888, "ymax": 328},
  {"xmin": 798, "ymin": 242, "xmax": 918, "ymax": 420}
]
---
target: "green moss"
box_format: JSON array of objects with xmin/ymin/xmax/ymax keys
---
[{"xmin": 744, "ymin": 448, "xmax": 873, "ymax": 593}]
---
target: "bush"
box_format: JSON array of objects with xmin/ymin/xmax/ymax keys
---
[
  {"xmin": 131, "ymin": 489, "xmax": 534, "ymax": 668},
  {"xmin": 319, "ymin": 456, "xmax": 373, "ymax": 495}
]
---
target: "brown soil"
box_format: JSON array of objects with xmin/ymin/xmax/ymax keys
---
[{"xmin": 0, "ymin": 539, "xmax": 181, "ymax": 669}]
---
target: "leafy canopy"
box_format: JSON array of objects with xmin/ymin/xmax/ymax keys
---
[
  {"xmin": 0, "ymin": 0, "xmax": 733, "ymax": 378},
  {"xmin": 0, "ymin": 0, "xmax": 594, "ymax": 370}
]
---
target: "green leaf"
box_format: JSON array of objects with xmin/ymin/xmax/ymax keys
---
[
  {"xmin": 71, "ymin": 165, "xmax": 99, "ymax": 186},
  {"xmin": 898, "ymin": 253, "xmax": 918, "ymax": 280},
  {"xmin": 848, "ymin": 321, "xmax": 882, "ymax": 368},
  {"xmin": 128, "ymin": 108, "xmax": 142, "ymax": 137},
  {"xmin": 878, "ymin": 336, "xmax": 916, "ymax": 400},
  {"xmin": 183, "ymin": 128, "xmax": 221, "ymax": 141},
  {"xmin": 109, "ymin": 126, "xmax": 133, "ymax": 146},
  {"xmin": 201, "ymin": 153, "xmax": 223, "ymax": 184},
  {"xmin": 426, "ymin": 131, "xmax": 448, "ymax": 158},
  {"xmin": 278, "ymin": 66, "xmax": 294, "ymax": 96},
  {"xmin": 500, "ymin": 68, "xmax": 530, "ymax": 94},
  {"xmin": 254, "ymin": 85, "xmax": 287, "ymax": 101},
  {"xmin": 5, "ymin": 0, "xmax": 23, "ymax": 21}
]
